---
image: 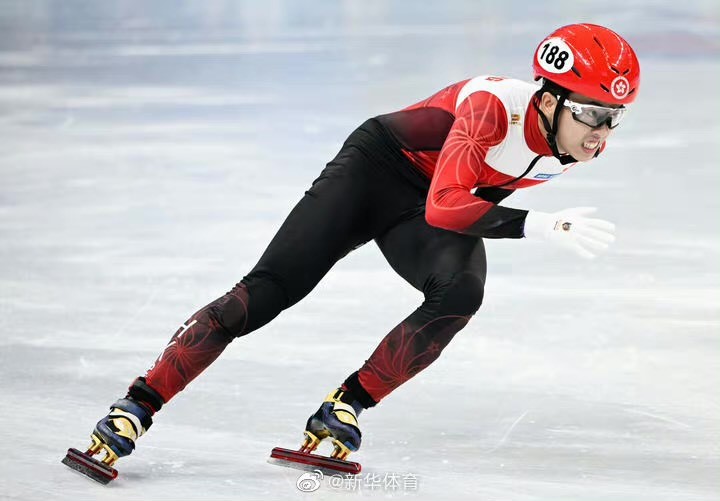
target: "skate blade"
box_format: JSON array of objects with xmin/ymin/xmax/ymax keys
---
[
  {"xmin": 61, "ymin": 448, "xmax": 118, "ymax": 485},
  {"xmin": 269, "ymin": 447, "xmax": 361, "ymax": 475}
]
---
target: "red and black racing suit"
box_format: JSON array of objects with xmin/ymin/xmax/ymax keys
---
[{"xmin": 128, "ymin": 77, "xmax": 567, "ymax": 413}]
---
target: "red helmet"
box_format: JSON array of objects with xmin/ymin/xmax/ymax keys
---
[{"xmin": 532, "ymin": 24, "xmax": 640, "ymax": 104}]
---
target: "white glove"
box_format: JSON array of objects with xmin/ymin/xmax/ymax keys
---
[{"xmin": 523, "ymin": 207, "xmax": 616, "ymax": 259}]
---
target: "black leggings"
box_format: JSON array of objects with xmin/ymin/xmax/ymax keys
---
[{"xmin": 142, "ymin": 119, "xmax": 487, "ymax": 408}]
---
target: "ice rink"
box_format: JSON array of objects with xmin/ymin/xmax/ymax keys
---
[{"xmin": 1, "ymin": 1, "xmax": 718, "ymax": 500}]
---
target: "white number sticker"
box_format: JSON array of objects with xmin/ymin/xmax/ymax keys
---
[{"xmin": 536, "ymin": 37, "xmax": 574, "ymax": 74}]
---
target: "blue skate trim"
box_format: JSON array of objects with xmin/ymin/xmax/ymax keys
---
[
  {"xmin": 307, "ymin": 402, "xmax": 362, "ymax": 452},
  {"xmin": 93, "ymin": 398, "xmax": 153, "ymax": 458}
]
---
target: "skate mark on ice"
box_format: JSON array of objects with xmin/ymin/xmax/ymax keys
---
[
  {"xmin": 112, "ymin": 288, "xmax": 161, "ymax": 338},
  {"xmin": 624, "ymin": 408, "xmax": 691, "ymax": 429},
  {"xmin": 483, "ymin": 410, "xmax": 528, "ymax": 453}
]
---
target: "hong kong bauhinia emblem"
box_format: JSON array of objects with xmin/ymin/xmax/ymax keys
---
[{"xmin": 611, "ymin": 76, "xmax": 630, "ymax": 100}]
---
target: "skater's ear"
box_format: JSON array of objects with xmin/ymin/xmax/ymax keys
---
[{"xmin": 539, "ymin": 91, "xmax": 558, "ymax": 116}]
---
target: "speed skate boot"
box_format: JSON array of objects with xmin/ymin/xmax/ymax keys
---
[
  {"xmin": 62, "ymin": 378, "xmax": 163, "ymax": 484},
  {"xmin": 91, "ymin": 398, "xmax": 153, "ymax": 462},
  {"xmin": 269, "ymin": 388, "xmax": 364, "ymax": 474},
  {"xmin": 302, "ymin": 388, "xmax": 363, "ymax": 460}
]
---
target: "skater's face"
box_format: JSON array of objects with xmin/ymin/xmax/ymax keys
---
[{"xmin": 539, "ymin": 91, "xmax": 622, "ymax": 162}]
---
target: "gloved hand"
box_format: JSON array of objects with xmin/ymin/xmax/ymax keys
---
[{"xmin": 523, "ymin": 207, "xmax": 616, "ymax": 259}]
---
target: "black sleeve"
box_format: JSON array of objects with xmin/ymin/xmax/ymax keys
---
[
  {"xmin": 462, "ymin": 205, "xmax": 528, "ymax": 239},
  {"xmin": 472, "ymin": 186, "xmax": 515, "ymax": 204},
  {"xmin": 459, "ymin": 187, "xmax": 527, "ymax": 239}
]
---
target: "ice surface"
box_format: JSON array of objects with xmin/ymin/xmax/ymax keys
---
[{"xmin": 1, "ymin": 1, "xmax": 718, "ymax": 500}]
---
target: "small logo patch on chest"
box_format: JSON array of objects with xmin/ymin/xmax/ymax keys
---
[{"xmin": 533, "ymin": 172, "xmax": 560, "ymax": 180}]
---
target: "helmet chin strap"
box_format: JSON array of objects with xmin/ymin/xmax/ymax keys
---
[{"xmin": 533, "ymin": 91, "xmax": 578, "ymax": 165}]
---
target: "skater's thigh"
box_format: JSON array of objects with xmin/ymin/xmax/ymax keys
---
[
  {"xmin": 375, "ymin": 212, "xmax": 487, "ymax": 292},
  {"xmin": 244, "ymin": 152, "xmax": 373, "ymax": 307}
]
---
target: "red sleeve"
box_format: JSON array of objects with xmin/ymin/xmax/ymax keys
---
[{"xmin": 425, "ymin": 92, "xmax": 507, "ymax": 231}]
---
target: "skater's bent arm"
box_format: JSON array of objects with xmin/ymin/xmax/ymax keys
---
[{"xmin": 425, "ymin": 92, "xmax": 528, "ymax": 239}]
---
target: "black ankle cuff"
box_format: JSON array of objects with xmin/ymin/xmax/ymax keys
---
[
  {"xmin": 126, "ymin": 377, "xmax": 165, "ymax": 414},
  {"xmin": 341, "ymin": 371, "xmax": 377, "ymax": 409}
]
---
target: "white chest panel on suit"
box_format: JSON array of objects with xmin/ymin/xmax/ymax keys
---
[{"xmin": 456, "ymin": 75, "xmax": 574, "ymax": 183}]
